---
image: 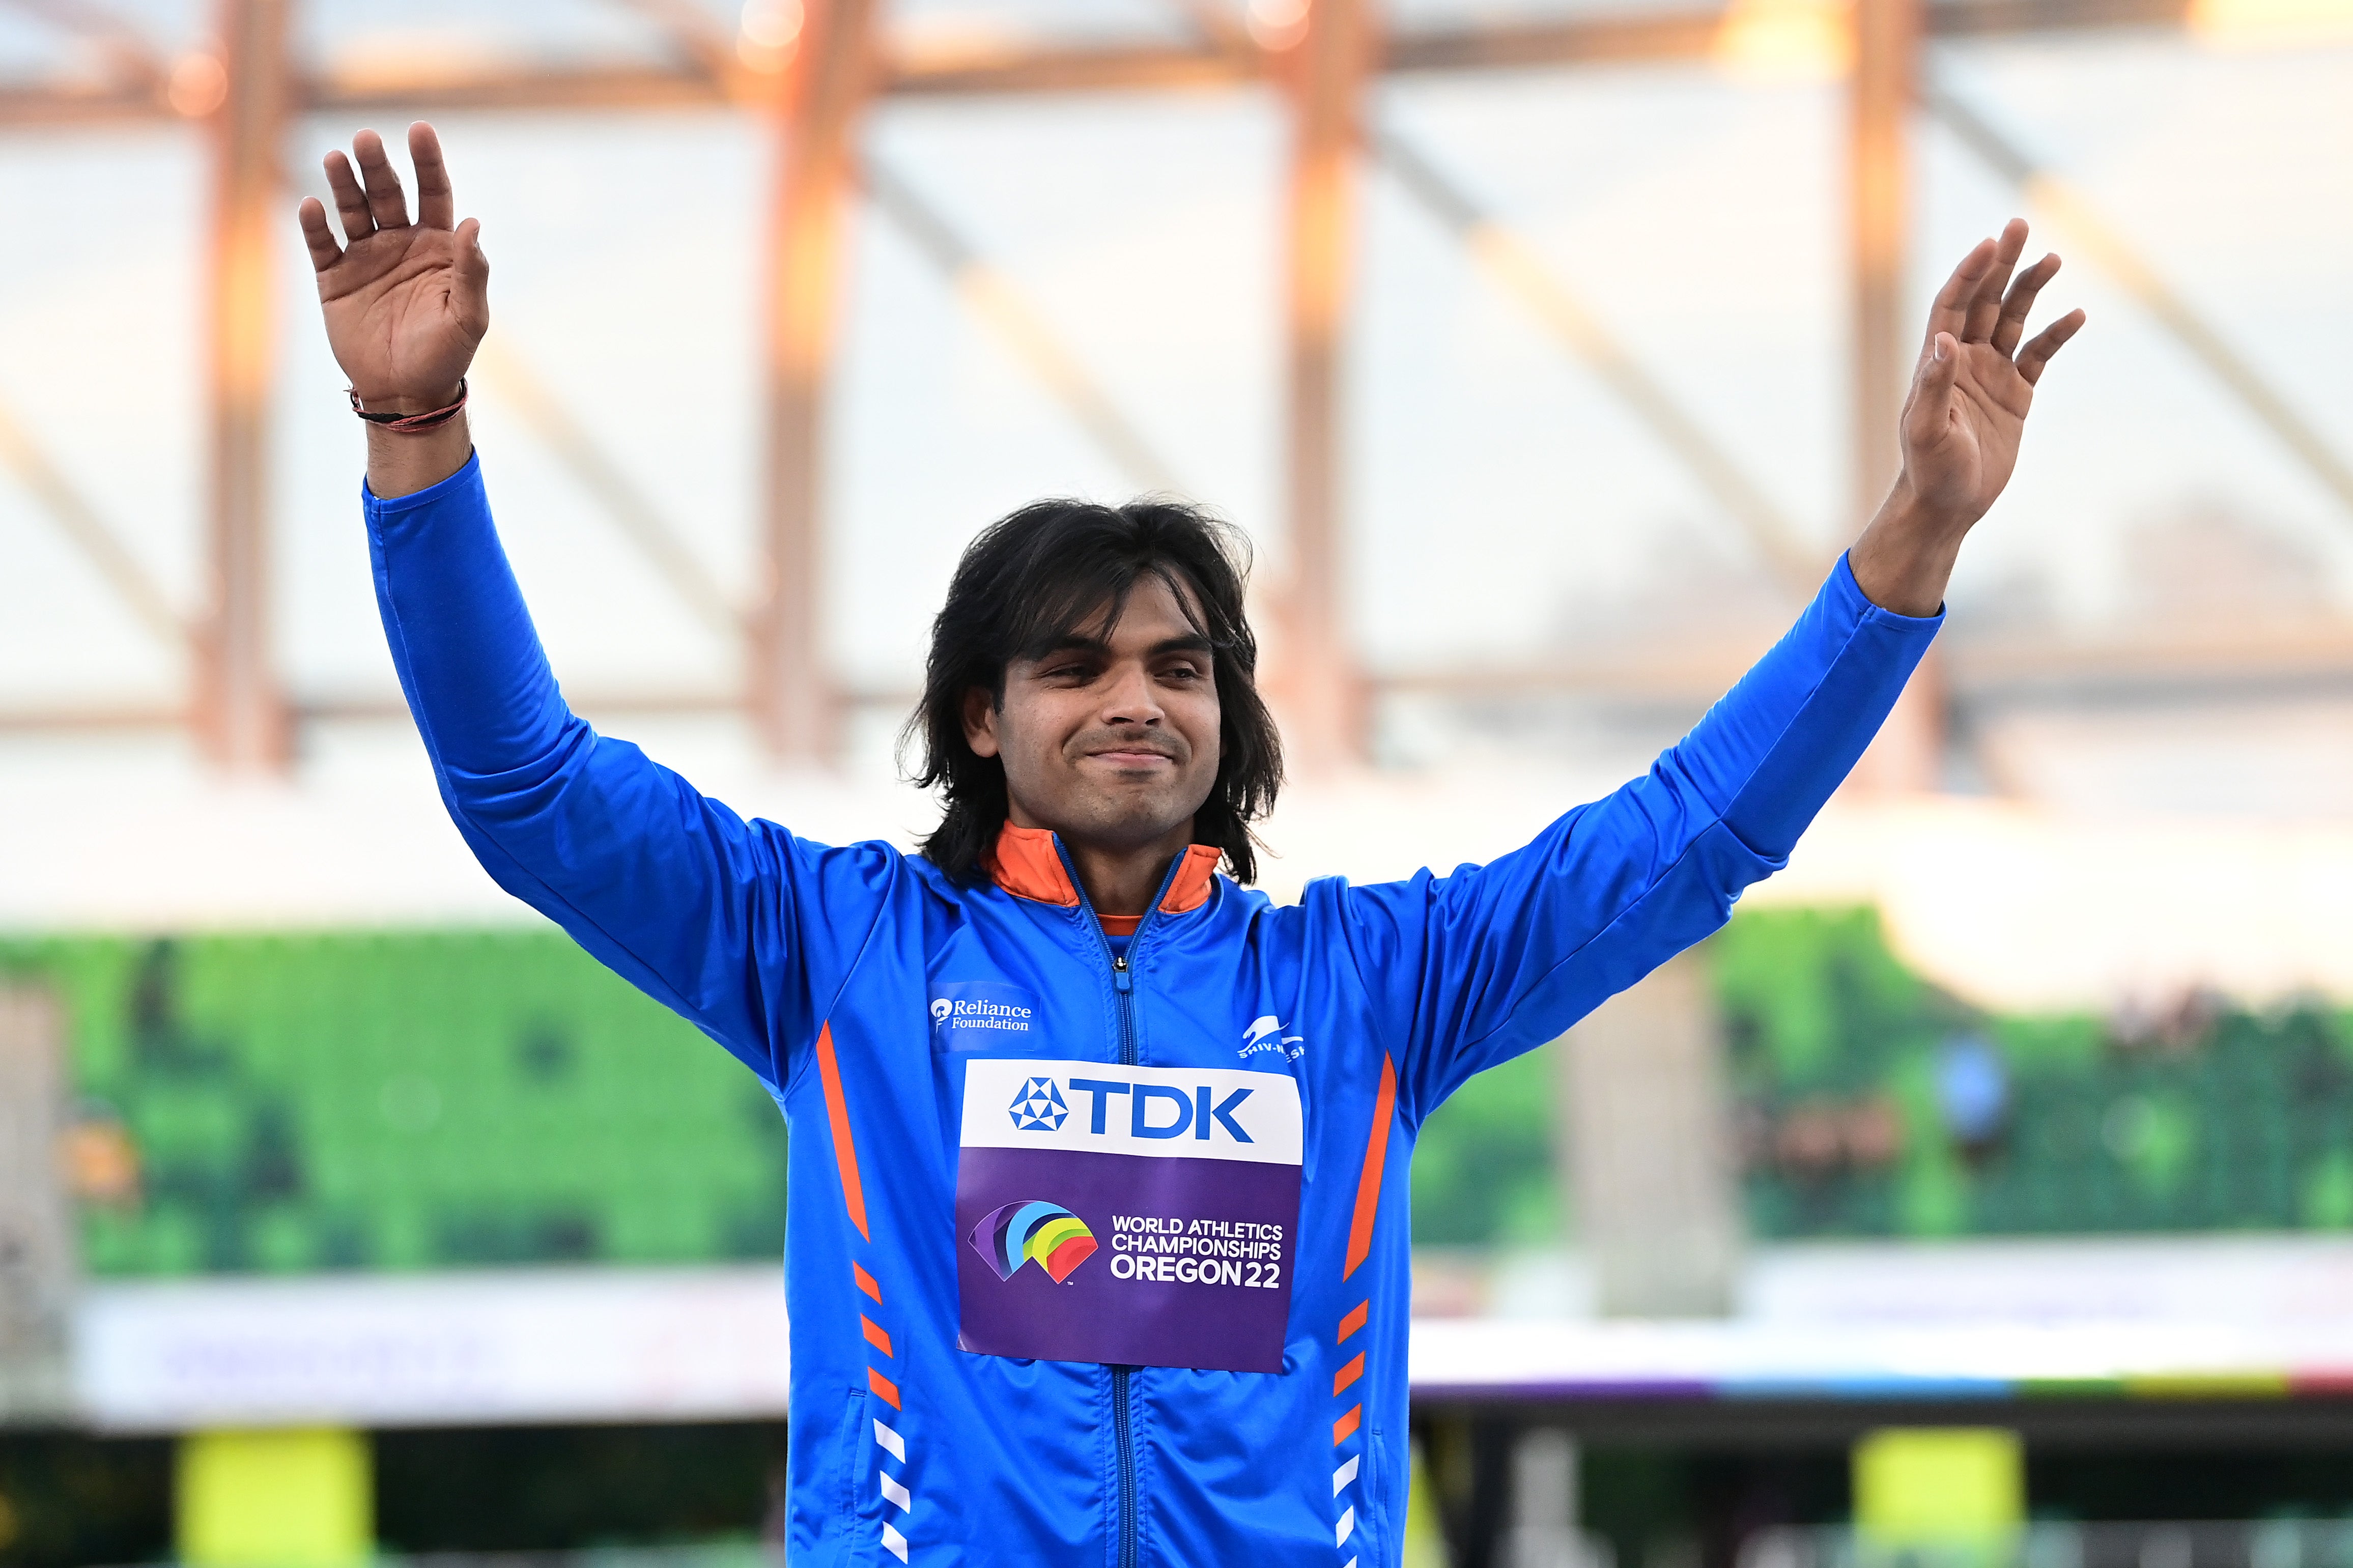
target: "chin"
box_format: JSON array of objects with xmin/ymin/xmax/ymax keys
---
[{"xmin": 1070, "ymin": 790, "xmax": 1194, "ymax": 844}]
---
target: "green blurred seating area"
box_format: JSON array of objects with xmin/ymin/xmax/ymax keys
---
[
  {"xmin": 8, "ymin": 908, "xmax": 2350, "ymax": 1279},
  {"xmin": 2, "ymin": 932, "xmax": 785, "ymax": 1277},
  {"xmin": 1413, "ymin": 906, "xmax": 2353, "ymax": 1247},
  {"xmin": 1716, "ymin": 907, "xmax": 2353, "ymax": 1241}
]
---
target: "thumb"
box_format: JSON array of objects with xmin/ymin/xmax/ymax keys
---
[
  {"xmin": 452, "ymin": 217, "xmax": 490, "ymax": 339},
  {"xmin": 1907, "ymin": 331, "xmax": 1960, "ymax": 446}
]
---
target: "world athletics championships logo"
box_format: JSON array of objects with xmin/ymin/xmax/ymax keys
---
[
  {"xmin": 1006, "ymin": 1076, "xmax": 1068, "ymax": 1132},
  {"xmin": 969, "ymin": 1201, "xmax": 1099, "ymax": 1284}
]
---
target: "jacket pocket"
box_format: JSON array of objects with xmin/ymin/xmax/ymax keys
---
[
  {"xmin": 1362, "ymin": 1427, "xmax": 1393, "ymax": 1564},
  {"xmin": 833, "ymin": 1386, "xmax": 877, "ymax": 1561}
]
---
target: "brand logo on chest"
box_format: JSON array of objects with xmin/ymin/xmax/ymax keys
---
[{"xmin": 929, "ymin": 981, "xmax": 1041, "ymax": 1050}]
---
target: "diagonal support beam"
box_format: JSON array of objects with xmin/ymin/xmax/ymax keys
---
[
  {"xmin": 603, "ymin": 0, "xmax": 764, "ymax": 101},
  {"xmin": 861, "ymin": 156, "xmax": 1184, "ymax": 496},
  {"xmin": 1928, "ymin": 79, "xmax": 2353, "ymax": 520},
  {"xmin": 470, "ymin": 335, "xmax": 742, "ymax": 639},
  {"xmin": 0, "ymin": 0, "xmax": 170, "ymax": 94},
  {"xmin": 1374, "ymin": 124, "xmax": 1821, "ymax": 601},
  {"xmin": 0, "ymin": 392, "xmax": 183, "ymax": 647}
]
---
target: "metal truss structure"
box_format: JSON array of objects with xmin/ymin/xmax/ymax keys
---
[{"xmin": 1, "ymin": 0, "xmax": 2346, "ymax": 782}]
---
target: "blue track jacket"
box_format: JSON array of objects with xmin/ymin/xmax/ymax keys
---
[{"xmin": 365, "ymin": 456, "xmax": 1940, "ymax": 1566}]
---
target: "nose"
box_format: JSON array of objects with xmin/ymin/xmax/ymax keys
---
[{"xmin": 1099, "ymin": 661, "xmax": 1165, "ymax": 727}]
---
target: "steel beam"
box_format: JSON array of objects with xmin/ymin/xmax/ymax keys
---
[
  {"xmin": 1847, "ymin": 0, "xmax": 1944, "ymax": 794},
  {"xmin": 1852, "ymin": 0, "xmax": 1914, "ymax": 531},
  {"xmin": 749, "ymin": 0, "xmax": 875, "ymax": 763},
  {"xmin": 191, "ymin": 0, "xmax": 289, "ymax": 771},
  {"xmin": 0, "ymin": 0, "xmax": 2209, "ymax": 130},
  {"xmin": 1275, "ymin": 0, "xmax": 1376, "ymax": 771}
]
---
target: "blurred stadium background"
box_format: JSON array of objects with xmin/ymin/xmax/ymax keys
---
[{"xmin": 2, "ymin": 0, "xmax": 2351, "ymax": 1559}]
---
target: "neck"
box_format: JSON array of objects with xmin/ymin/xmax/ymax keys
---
[
  {"xmin": 1063, "ymin": 838, "xmax": 1186, "ymax": 919},
  {"xmin": 1005, "ymin": 807, "xmax": 1194, "ymax": 918}
]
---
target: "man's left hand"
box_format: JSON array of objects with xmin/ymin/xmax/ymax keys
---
[{"xmin": 1851, "ymin": 217, "xmax": 2086, "ymax": 616}]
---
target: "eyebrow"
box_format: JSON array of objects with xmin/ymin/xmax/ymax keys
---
[{"xmin": 1031, "ymin": 632, "xmax": 1213, "ymax": 660}]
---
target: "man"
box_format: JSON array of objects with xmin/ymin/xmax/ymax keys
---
[{"xmin": 300, "ymin": 124, "xmax": 2080, "ymax": 1564}]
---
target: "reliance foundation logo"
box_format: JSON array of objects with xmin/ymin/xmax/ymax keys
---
[
  {"xmin": 930, "ymin": 983, "xmax": 1039, "ymax": 1049},
  {"xmin": 969, "ymin": 1200, "xmax": 1099, "ymax": 1284}
]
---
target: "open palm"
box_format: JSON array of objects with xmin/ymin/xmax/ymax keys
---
[
  {"xmin": 1898, "ymin": 218, "xmax": 2086, "ymax": 529},
  {"xmin": 298, "ymin": 124, "xmax": 487, "ymax": 412}
]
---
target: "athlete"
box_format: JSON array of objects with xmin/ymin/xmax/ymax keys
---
[{"xmin": 301, "ymin": 123, "xmax": 2081, "ymax": 1564}]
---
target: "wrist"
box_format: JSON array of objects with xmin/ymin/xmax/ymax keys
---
[
  {"xmin": 352, "ymin": 384, "xmax": 465, "ymax": 418},
  {"xmin": 1873, "ymin": 474, "xmax": 1977, "ymax": 543},
  {"xmin": 364, "ymin": 415, "xmax": 473, "ymax": 500},
  {"xmin": 1850, "ymin": 478, "xmax": 1967, "ymax": 618}
]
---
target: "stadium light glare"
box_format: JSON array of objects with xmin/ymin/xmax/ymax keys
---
[
  {"xmin": 736, "ymin": 0, "xmax": 801, "ymax": 72},
  {"xmin": 1713, "ymin": 0, "xmax": 1855, "ymax": 82},
  {"xmin": 1248, "ymin": 0, "xmax": 1310, "ymax": 51},
  {"xmin": 2188, "ymin": 0, "xmax": 2353, "ymax": 48}
]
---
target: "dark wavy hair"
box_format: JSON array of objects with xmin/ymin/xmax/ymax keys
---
[{"xmin": 902, "ymin": 497, "xmax": 1283, "ymax": 886}]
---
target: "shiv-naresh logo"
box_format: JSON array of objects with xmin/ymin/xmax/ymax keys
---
[{"xmin": 969, "ymin": 1200, "xmax": 1099, "ymax": 1283}]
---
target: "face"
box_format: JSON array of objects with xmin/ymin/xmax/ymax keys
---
[{"xmin": 963, "ymin": 573, "xmax": 1223, "ymax": 859}]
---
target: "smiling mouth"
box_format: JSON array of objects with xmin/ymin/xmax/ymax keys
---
[{"xmin": 1087, "ymin": 748, "xmax": 1177, "ymax": 768}]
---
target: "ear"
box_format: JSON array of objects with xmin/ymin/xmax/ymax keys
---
[{"xmin": 961, "ymin": 686, "xmax": 1001, "ymax": 758}]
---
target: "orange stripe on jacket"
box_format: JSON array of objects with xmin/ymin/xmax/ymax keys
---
[
  {"xmin": 1343, "ymin": 1054, "xmax": 1398, "ymax": 1279},
  {"xmin": 868, "ymin": 1366, "xmax": 902, "ymax": 1408},
  {"xmin": 815, "ymin": 1022, "xmax": 869, "ymax": 1240}
]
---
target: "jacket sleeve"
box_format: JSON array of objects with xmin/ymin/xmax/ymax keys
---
[
  {"xmin": 363, "ymin": 454, "xmax": 899, "ymax": 1091},
  {"xmin": 1328, "ymin": 552, "xmax": 1942, "ymax": 1122}
]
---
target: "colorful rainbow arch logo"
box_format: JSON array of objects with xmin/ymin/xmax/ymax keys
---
[{"xmin": 969, "ymin": 1200, "xmax": 1099, "ymax": 1284}]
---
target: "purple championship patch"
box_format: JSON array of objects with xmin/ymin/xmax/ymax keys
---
[{"xmin": 954, "ymin": 1058, "xmax": 1304, "ymax": 1374}]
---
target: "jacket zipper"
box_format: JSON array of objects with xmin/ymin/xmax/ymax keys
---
[
  {"xmin": 1110, "ymin": 949, "xmax": 1138, "ymax": 1568},
  {"xmin": 1056, "ymin": 842, "xmax": 1182, "ymax": 1568}
]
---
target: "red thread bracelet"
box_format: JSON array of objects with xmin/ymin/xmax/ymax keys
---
[{"xmin": 349, "ymin": 381, "xmax": 468, "ymax": 434}]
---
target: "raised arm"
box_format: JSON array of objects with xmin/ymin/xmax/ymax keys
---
[
  {"xmin": 1339, "ymin": 222, "xmax": 2085, "ymax": 1118},
  {"xmin": 301, "ymin": 125, "xmax": 898, "ymax": 1088}
]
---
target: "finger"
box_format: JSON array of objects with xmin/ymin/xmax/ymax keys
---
[
  {"xmin": 2016, "ymin": 308, "xmax": 2087, "ymax": 387},
  {"xmin": 323, "ymin": 149, "xmax": 374, "ymax": 244},
  {"xmin": 352, "ymin": 128, "xmax": 412, "ymax": 232},
  {"xmin": 1963, "ymin": 217, "xmax": 2030, "ymax": 343},
  {"xmin": 451, "ymin": 216, "xmax": 491, "ymax": 339},
  {"xmin": 1991, "ymin": 253, "xmax": 2061, "ymax": 357},
  {"xmin": 410, "ymin": 122, "xmax": 455, "ymax": 231},
  {"xmin": 1924, "ymin": 237, "xmax": 1996, "ymax": 347},
  {"xmin": 297, "ymin": 196, "xmax": 343, "ymax": 272}
]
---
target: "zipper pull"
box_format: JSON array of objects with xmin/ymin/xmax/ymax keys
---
[{"xmin": 1112, "ymin": 954, "xmax": 1132, "ymax": 992}]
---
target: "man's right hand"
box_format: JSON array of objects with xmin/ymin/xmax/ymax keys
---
[{"xmin": 300, "ymin": 123, "xmax": 487, "ymax": 495}]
